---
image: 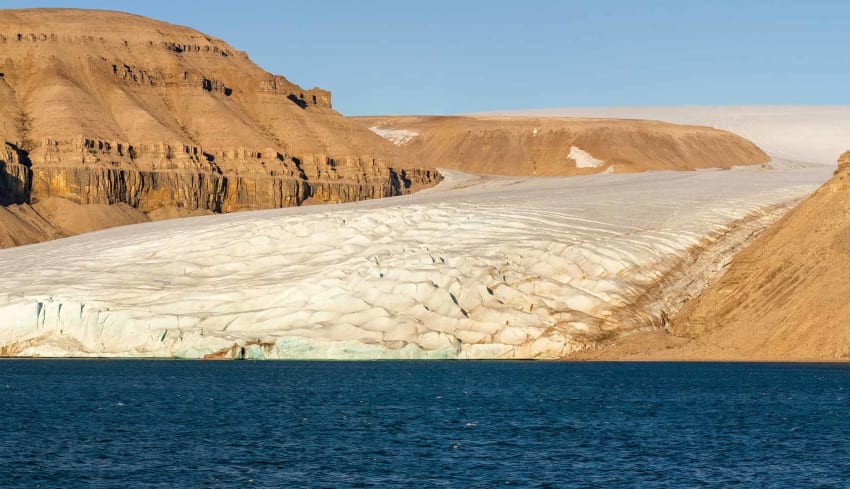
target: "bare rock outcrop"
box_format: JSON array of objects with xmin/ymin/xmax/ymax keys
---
[
  {"xmin": 0, "ymin": 8, "xmax": 440, "ymax": 247},
  {"xmin": 832, "ymin": 151, "xmax": 850, "ymax": 192}
]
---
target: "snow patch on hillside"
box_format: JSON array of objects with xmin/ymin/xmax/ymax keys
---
[
  {"xmin": 369, "ymin": 126, "xmax": 419, "ymax": 145},
  {"xmin": 568, "ymin": 146, "xmax": 605, "ymax": 168}
]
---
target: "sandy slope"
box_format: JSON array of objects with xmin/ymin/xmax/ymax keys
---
[
  {"xmin": 0, "ymin": 197, "xmax": 148, "ymax": 247},
  {"xmin": 481, "ymin": 106, "xmax": 850, "ymax": 165},
  {"xmin": 0, "ymin": 199, "xmax": 218, "ymax": 248},
  {"xmin": 0, "ymin": 165, "xmax": 830, "ymax": 358},
  {"xmin": 580, "ymin": 151, "xmax": 850, "ymax": 361},
  {"xmin": 354, "ymin": 115, "xmax": 769, "ymax": 176},
  {"xmin": 0, "ymin": 204, "xmax": 64, "ymax": 248}
]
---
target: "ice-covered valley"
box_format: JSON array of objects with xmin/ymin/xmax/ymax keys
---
[{"xmin": 0, "ymin": 165, "xmax": 831, "ymax": 358}]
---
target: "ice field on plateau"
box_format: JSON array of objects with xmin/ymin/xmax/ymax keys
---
[{"xmin": 0, "ymin": 164, "xmax": 831, "ymax": 358}]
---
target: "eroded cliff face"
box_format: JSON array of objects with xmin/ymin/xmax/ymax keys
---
[
  {"xmin": 18, "ymin": 138, "xmax": 435, "ymax": 212},
  {"xmin": 0, "ymin": 9, "xmax": 439, "ymax": 246}
]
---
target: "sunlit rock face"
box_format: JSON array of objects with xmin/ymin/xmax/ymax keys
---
[{"xmin": 0, "ymin": 166, "xmax": 831, "ymax": 359}]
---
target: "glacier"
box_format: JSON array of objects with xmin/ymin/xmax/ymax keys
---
[{"xmin": 0, "ymin": 165, "xmax": 831, "ymax": 358}]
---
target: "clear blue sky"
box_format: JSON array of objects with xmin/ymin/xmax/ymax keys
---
[{"xmin": 6, "ymin": 0, "xmax": 850, "ymax": 115}]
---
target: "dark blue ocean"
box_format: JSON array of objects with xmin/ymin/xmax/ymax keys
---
[{"xmin": 2, "ymin": 361, "xmax": 849, "ymax": 488}]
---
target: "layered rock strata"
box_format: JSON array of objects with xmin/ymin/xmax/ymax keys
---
[{"xmin": 13, "ymin": 138, "xmax": 436, "ymax": 212}]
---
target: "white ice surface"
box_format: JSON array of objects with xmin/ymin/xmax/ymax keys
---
[
  {"xmin": 568, "ymin": 146, "xmax": 605, "ymax": 168},
  {"xmin": 369, "ymin": 126, "xmax": 419, "ymax": 145},
  {"xmin": 477, "ymin": 106, "xmax": 850, "ymax": 165},
  {"xmin": 0, "ymin": 166, "xmax": 831, "ymax": 358}
]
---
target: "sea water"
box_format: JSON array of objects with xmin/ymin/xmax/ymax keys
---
[{"xmin": 2, "ymin": 361, "xmax": 849, "ymax": 487}]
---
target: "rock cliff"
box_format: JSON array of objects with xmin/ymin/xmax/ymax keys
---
[
  {"xmin": 0, "ymin": 9, "xmax": 439, "ymax": 247},
  {"xmin": 355, "ymin": 116, "xmax": 770, "ymax": 176}
]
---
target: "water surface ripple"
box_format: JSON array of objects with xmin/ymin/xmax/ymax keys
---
[{"xmin": 2, "ymin": 361, "xmax": 848, "ymax": 487}]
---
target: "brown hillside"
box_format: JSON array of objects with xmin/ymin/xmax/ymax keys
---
[
  {"xmin": 0, "ymin": 8, "xmax": 439, "ymax": 247},
  {"xmin": 669, "ymin": 150, "xmax": 850, "ymax": 360},
  {"xmin": 574, "ymin": 151, "xmax": 850, "ymax": 361},
  {"xmin": 354, "ymin": 116, "xmax": 770, "ymax": 176}
]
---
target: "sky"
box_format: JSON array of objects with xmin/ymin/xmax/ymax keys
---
[{"xmin": 5, "ymin": 0, "xmax": 850, "ymax": 115}]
